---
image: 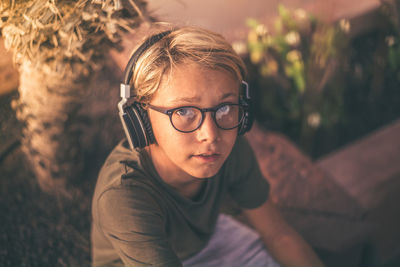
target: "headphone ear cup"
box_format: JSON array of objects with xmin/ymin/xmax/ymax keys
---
[
  {"xmin": 134, "ymin": 103, "xmax": 155, "ymax": 145},
  {"xmin": 238, "ymin": 81, "xmax": 254, "ymax": 135},
  {"xmin": 122, "ymin": 102, "xmax": 155, "ymax": 149},
  {"xmin": 238, "ymin": 104, "xmax": 253, "ymax": 135},
  {"xmin": 237, "ymin": 94, "xmax": 254, "ymax": 135}
]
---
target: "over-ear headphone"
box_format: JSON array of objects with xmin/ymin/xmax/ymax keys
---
[
  {"xmin": 118, "ymin": 31, "xmax": 171, "ymax": 150},
  {"xmin": 118, "ymin": 30, "xmax": 254, "ymax": 150},
  {"xmin": 238, "ymin": 80, "xmax": 254, "ymax": 135}
]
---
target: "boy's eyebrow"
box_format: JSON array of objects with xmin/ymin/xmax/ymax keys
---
[
  {"xmin": 169, "ymin": 92, "xmax": 237, "ymax": 104},
  {"xmin": 220, "ymin": 92, "xmax": 238, "ymax": 99},
  {"xmin": 169, "ymin": 96, "xmax": 200, "ymax": 104}
]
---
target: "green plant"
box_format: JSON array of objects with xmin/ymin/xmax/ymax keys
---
[
  {"xmin": 241, "ymin": 4, "xmax": 400, "ymax": 158},
  {"xmin": 243, "ymin": 5, "xmax": 351, "ymax": 156}
]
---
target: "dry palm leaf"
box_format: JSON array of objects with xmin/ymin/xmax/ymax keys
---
[{"xmin": 0, "ymin": 0, "xmax": 148, "ymax": 77}]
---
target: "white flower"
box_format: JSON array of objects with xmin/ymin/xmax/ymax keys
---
[
  {"xmin": 256, "ymin": 24, "xmax": 268, "ymax": 36},
  {"xmin": 294, "ymin": 9, "xmax": 307, "ymax": 20},
  {"xmin": 248, "ymin": 31, "xmax": 259, "ymax": 43},
  {"xmin": 285, "ymin": 31, "xmax": 300, "ymax": 46},
  {"xmin": 307, "ymin": 112, "xmax": 321, "ymax": 128},
  {"xmin": 269, "ymin": 59, "xmax": 279, "ymax": 73},
  {"xmin": 286, "ymin": 50, "xmax": 301, "ymax": 62},
  {"xmin": 250, "ymin": 50, "xmax": 263, "ymax": 64},
  {"xmin": 232, "ymin": 41, "xmax": 247, "ymax": 55},
  {"xmin": 339, "ymin": 19, "xmax": 350, "ymax": 33},
  {"xmin": 386, "ymin": 36, "xmax": 395, "ymax": 47}
]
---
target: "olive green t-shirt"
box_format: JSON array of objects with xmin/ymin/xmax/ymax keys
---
[{"xmin": 91, "ymin": 136, "xmax": 269, "ymax": 267}]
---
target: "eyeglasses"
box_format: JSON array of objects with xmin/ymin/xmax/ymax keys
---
[{"xmin": 146, "ymin": 103, "xmax": 245, "ymax": 133}]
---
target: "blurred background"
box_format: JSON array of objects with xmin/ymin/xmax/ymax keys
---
[{"xmin": 1, "ymin": 0, "xmax": 399, "ymax": 266}]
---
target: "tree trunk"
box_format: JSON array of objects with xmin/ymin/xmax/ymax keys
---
[
  {"xmin": 13, "ymin": 62, "xmax": 89, "ymax": 191},
  {"xmin": 1, "ymin": 0, "xmax": 149, "ymax": 193}
]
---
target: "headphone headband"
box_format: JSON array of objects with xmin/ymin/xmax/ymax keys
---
[{"xmin": 123, "ymin": 30, "xmax": 172, "ymax": 86}]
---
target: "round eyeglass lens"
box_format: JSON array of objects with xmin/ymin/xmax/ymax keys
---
[
  {"xmin": 215, "ymin": 104, "xmax": 243, "ymax": 129},
  {"xmin": 171, "ymin": 107, "xmax": 202, "ymax": 132}
]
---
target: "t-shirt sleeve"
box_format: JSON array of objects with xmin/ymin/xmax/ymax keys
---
[
  {"xmin": 96, "ymin": 187, "xmax": 182, "ymax": 267},
  {"xmin": 226, "ymin": 136, "xmax": 270, "ymax": 209}
]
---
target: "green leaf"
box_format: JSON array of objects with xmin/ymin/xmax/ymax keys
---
[{"xmin": 278, "ymin": 4, "xmax": 289, "ymax": 20}]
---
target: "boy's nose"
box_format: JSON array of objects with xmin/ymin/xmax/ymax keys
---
[{"xmin": 196, "ymin": 112, "xmax": 220, "ymax": 143}]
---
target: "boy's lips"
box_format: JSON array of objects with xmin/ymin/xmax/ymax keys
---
[{"xmin": 191, "ymin": 153, "xmax": 221, "ymax": 162}]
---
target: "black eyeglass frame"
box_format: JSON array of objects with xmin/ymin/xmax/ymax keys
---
[{"xmin": 145, "ymin": 102, "xmax": 246, "ymax": 133}]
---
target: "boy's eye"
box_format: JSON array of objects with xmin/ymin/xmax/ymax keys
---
[
  {"xmin": 216, "ymin": 104, "xmax": 231, "ymax": 120},
  {"xmin": 175, "ymin": 107, "xmax": 196, "ymax": 118},
  {"xmin": 217, "ymin": 104, "xmax": 230, "ymax": 114}
]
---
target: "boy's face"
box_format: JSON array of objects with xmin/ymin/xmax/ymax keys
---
[{"xmin": 147, "ymin": 62, "xmax": 239, "ymax": 183}]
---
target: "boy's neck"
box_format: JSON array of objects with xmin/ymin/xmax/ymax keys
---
[
  {"xmin": 146, "ymin": 146, "xmax": 206, "ymax": 200},
  {"xmin": 172, "ymin": 180, "xmax": 207, "ymax": 200}
]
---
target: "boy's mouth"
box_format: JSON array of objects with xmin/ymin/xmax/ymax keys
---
[{"xmin": 191, "ymin": 153, "xmax": 221, "ymax": 162}]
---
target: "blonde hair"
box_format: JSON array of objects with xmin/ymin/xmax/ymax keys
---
[{"xmin": 130, "ymin": 25, "xmax": 246, "ymax": 103}]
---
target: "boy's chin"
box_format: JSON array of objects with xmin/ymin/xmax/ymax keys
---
[{"xmin": 189, "ymin": 168, "xmax": 221, "ymax": 179}]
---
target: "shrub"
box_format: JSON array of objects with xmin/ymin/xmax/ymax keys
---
[{"xmin": 240, "ymin": 4, "xmax": 400, "ymax": 158}]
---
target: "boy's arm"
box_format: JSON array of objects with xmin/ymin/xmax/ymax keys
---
[{"xmin": 242, "ymin": 200, "xmax": 325, "ymax": 267}]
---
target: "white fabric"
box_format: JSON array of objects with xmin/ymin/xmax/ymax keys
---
[{"xmin": 182, "ymin": 214, "xmax": 280, "ymax": 267}]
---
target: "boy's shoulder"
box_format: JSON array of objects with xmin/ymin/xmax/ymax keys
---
[
  {"xmin": 102, "ymin": 139, "xmax": 140, "ymax": 171},
  {"xmin": 93, "ymin": 140, "xmax": 147, "ymax": 200}
]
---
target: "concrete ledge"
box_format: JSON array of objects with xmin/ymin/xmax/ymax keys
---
[
  {"xmin": 316, "ymin": 119, "xmax": 400, "ymax": 264},
  {"xmin": 317, "ymin": 119, "xmax": 400, "ymax": 210},
  {"xmin": 244, "ymin": 124, "xmax": 372, "ymax": 266}
]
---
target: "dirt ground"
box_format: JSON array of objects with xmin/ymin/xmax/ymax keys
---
[{"xmin": 0, "ymin": 91, "xmax": 95, "ymax": 266}]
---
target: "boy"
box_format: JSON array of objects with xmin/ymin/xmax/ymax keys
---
[{"xmin": 91, "ymin": 25, "xmax": 324, "ymax": 267}]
